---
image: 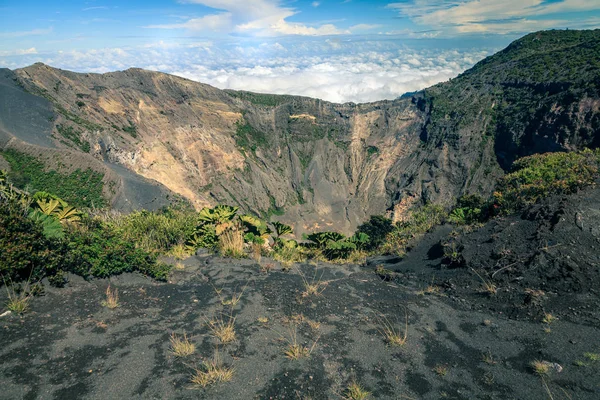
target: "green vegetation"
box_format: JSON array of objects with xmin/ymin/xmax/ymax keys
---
[
  {"xmin": 122, "ymin": 122, "xmax": 138, "ymax": 138},
  {"xmin": 0, "ymin": 174, "xmax": 169, "ymax": 282},
  {"xmin": 381, "ymin": 204, "xmax": 446, "ymax": 256},
  {"xmin": 366, "ymin": 146, "xmax": 379, "ymax": 156},
  {"xmin": 1, "ymin": 149, "xmax": 106, "ymax": 208},
  {"xmin": 443, "ymin": 149, "xmax": 600, "ymax": 227},
  {"xmin": 421, "ymin": 29, "xmax": 600, "ymax": 168},
  {"xmin": 56, "ymin": 124, "xmax": 90, "ymax": 153},
  {"xmin": 54, "ymin": 103, "xmax": 104, "ymax": 132},
  {"xmin": 109, "ymin": 209, "xmax": 196, "ymax": 253},
  {"xmin": 234, "ymin": 120, "xmax": 269, "ymax": 153},
  {"xmin": 356, "ymin": 215, "xmax": 394, "ymax": 251},
  {"xmin": 447, "ymin": 194, "xmax": 489, "ymax": 225},
  {"xmin": 225, "ymin": 90, "xmax": 296, "ymax": 107},
  {"xmin": 302, "ymin": 231, "xmax": 370, "ymax": 261},
  {"xmin": 494, "ymin": 149, "xmax": 600, "ymax": 213}
]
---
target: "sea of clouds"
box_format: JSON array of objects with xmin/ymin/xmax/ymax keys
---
[{"xmin": 0, "ymin": 37, "xmax": 493, "ymax": 103}]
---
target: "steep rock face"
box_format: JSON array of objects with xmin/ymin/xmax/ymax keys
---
[
  {"xmin": 12, "ymin": 64, "xmax": 433, "ymax": 233},
  {"xmin": 4, "ymin": 30, "xmax": 600, "ymax": 233}
]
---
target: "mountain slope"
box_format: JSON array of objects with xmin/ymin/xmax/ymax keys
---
[{"xmin": 1, "ymin": 29, "xmax": 599, "ymax": 233}]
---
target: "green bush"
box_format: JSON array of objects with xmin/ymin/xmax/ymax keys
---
[
  {"xmin": 303, "ymin": 231, "xmax": 370, "ymax": 260},
  {"xmin": 382, "ymin": 204, "xmax": 446, "ymax": 256},
  {"xmin": 356, "ymin": 215, "xmax": 393, "ymax": 251},
  {"xmin": 448, "ymin": 194, "xmax": 489, "ymax": 225},
  {"xmin": 494, "ymin": 149, "xmax": 600, "ymax": 212},
  {"xmin": 0, "ymin": 184, "xmax": 170, "ymax": 282},
  {"xmin": 1, "ymin": 149, "xmax": 106, "ymax": 208},
  {"xmin": 0, "ymin": 197, "xmax": 62, "ymax": 281},
  {"xmin": 63, "ymin": 218, "xmax": 168, "ymax": 280},
  {"xmin": 109, "ymin": 208, "xmax": 197, "ymax": 253}
]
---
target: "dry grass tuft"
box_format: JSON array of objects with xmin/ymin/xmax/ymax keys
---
[
  {"xmin": 530, "ymin": 360, "xmax": 550, "ymax": 376},
  {"xmin": 4, "ymin": 281, "xmax": 32, "ymax": 314},
  {"xmin": 170, "ymin": 332, "xmax": 195, "ymax": 357},
  {"xmin": 279, "ymin": 324, "xmax": 320, "ymax": 360},
  {"xmin": 168, "ymin": 243, "xmax": 193, "ymax": 260},
  {"xmin": 433, "ymin": 364, "xmax": 449, "ymax": 376},
  {"xmin": 306, "ymin": 319, "xmax": 321, "ymax": 331},
  {"xmin": 219, "ymin": 229, "xmax": 245, "ymax": 258},
  {"xmin": 297, "ymin": 268, "xmax": 328, "ymax": 298},
  {"xmin": 208, "ymin": 314, "xmax": 237, "ymax": 344},
  {"xmin": 471, "ymin": 268, "xmax": 497, "ymax": 296},
  {"xmin": 482, "ymin": 351, "xmax": 497, "ymax": 365},
  {"xmin": 190, "ymin": 351, "xmax": 234, "ymax": 388},
  {"xmin": 251, "ymin": 243, "xmax": 262, "ymax": 262},
  {"xmin": 542, "ymin": 313, "xmax": 557, "ymax": 324},
  {"xmin": 344, "ymin": 380, "xmax": 371, "ymax": 400},
  {"xmin": 174, "ymin": 262, "xmax": 185, "ymax": 271},
  {"xmin": 102, "ymin": 285, "xmax": 119, "ymax": 309},
  {"xmin": 259, "ymin": 263, "xmax": 274, "ymax": 274},
  {"xmin": 377, "ymin": 310, "xmax": 408, "ymax": 347}
]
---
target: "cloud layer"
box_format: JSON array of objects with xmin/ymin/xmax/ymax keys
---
[
  {"xmin": 388, "ymin": 0, "xmax": 600, "ymax": 34},
  {"xmin": 0, "ymin": 38, "xmax": 492, "ymax": 103},
  {"xmin": 146, "ymin": 0, "xmax": 350, "ymax": 36}
]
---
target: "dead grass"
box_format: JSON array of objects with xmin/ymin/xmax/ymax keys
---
[
  {"xmin": 168, "ymin": 243, "xmax": 193, "ymax": 260},
  {"xmin": 251, "ymin": 243, "xmax": 262, "ymax": 262},
  {"xmin": 433, "ymin": 364, "xmax": 449, "ymax": 376},
  {"xmin": 219, "ymin": 229, "xmax": 245, "ymax": 258},
  {"xmin": 207, "ymin": 314, "xmax": 236, "ymax": 344},
  {"xmin": 530, "ymin": 360, "xmax": 550, "ymax": 376},
  {"xmin": 542, "ymin": 313, "xmax": 557, "ymax": 324},
  {"xmin": 170, "ymin": 332, "xmax": 195, "ymax": 357},
  {"xmin": 297, "ymin": 268, "xmax": 328, "ymax": 298},
  {"xmin": 215, "ymin": 282, "xmax": 248, "ymax": 308},
  {"xmin": 174, "ymin": 262, "xmax": 185, "ymax": 271},
  {"xmin": 190, "ymin": 350, "xmax": 234, "ymax": 388},
  {"xmin": 482, "ymin": 351, "xmax": 497, "ymax": 365},
  {"xmin": 417, "ymin": 278, "xmax": 441, "ymax": 296},
  {"xmin": 344, "ymin": 381, "xmax": 371, "ymax": 400},
  {"xmin": 278, "ymin": 324, "xmax": 320, "ymax": 360},
  {"xmin": 376, "ymin": 309, "xmax": 408, "ymax": 347},
  {"xmin": 102, "ymin": 285, "xmax": 119, "ymax": 309},
  {"xmin": 471, "ymin": 268, "xmax": 497, "ymax": 296},
  {"xmin": 3, "ymin": 280, "xmax": 32, "ymax": 314}
]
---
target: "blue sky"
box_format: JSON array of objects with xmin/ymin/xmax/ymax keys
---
[{"xmin": 1, "ymin": 0, "xmax": 599, "ymax": 102}]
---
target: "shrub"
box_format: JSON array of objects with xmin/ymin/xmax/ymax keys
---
[
  {"xmin": 109, "ymin": 208, "xmax": 196, "ymax": 253},
  {"xmin": 448, "ymin": 194, "xmax": 489, "ymax": 225},
  {"xmin": 218, "ymin": 228, "xmax": 245, "ymax": 258},
  {"xmin": 494, "ymin": 149, "xmax": 600, "ymax": 213},
  {"xmin": 356, "ymin": 215, "xmax": 393, "ymax": 251},
  {"xmin": 0, "ymin": 196, "xmax": 63, "ymax": 281},
  {"xmin": 1, "ymin": 149, "xmax": 106, "ymax": 208},
  {"xmin": 63, "ymin": 218, "xmax": 168, "ymax": 280},
  {"xmin": 382, "ymin": 204, "xmax": 446, "ymax": 255}
]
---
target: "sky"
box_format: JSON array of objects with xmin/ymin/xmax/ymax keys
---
[{"xmin": 1, "ymin": 0, "xmax": 599, "ymax": 103}]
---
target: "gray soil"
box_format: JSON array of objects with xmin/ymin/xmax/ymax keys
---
[
  {"xmin": 1, "ymin": 252, "xmax": 598, "ymax": 399},
  {"xmin": 0, "ymin": 69, "xmax": 55, "ymax": 149}
]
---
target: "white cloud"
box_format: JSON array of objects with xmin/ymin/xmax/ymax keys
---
[
  {"xmin": 0, "ymin": 37, "xmax": 493, "ymax": 103},
  {"xmin": 0, "ymin": 27, "xmax": 53, "ymax": 38},
  {"xmin": 147, "ymin": 0, "xmax": 348, "ymax": 36},
  {"xmin": 82, "ymin": 6, "xmax": 109, "ymax": 11},
  {"xmin": 312, "ymin": 1, "xmax": 321, "ymax": 7},
  {"xmin": 144, "ymin": 13, "xmax": 232, "ymax": 31},
  {"xmin": 0, "ymin": 48, "xmax": 38, "ymax": 57},
  {"xmin": 387, "ymin": 0, "xmax": 600, "ymax": 34},
  {"xmin": 350, "ymin": 24, "xmax": 382, "ymax": 31}
]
